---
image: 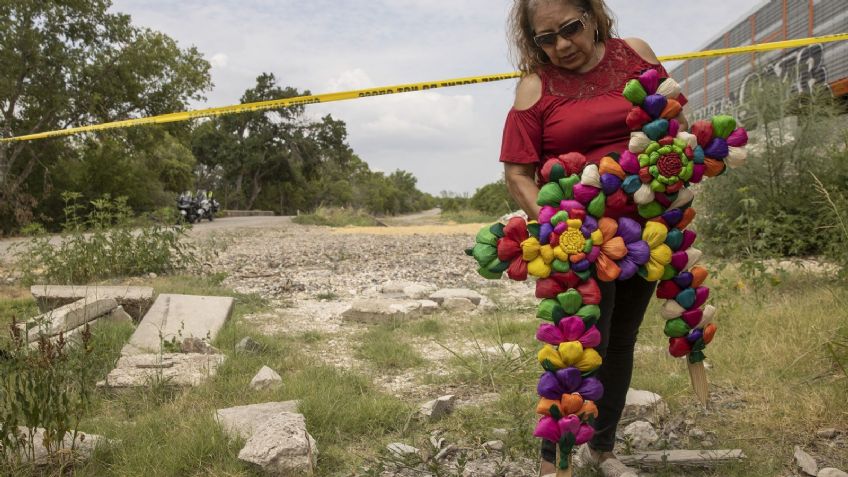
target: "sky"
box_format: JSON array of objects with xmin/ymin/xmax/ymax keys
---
[{"xmin": 109, "ymin": 0, "xmax": 766, "ymax": 196}]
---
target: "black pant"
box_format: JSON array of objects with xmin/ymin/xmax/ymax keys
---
[{"xmin": 541, "ymin": 275, "xmax": 657, "ymax": 461}]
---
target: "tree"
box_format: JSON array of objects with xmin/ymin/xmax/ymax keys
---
[{"xmin": 0, "ymin": 0, "xmax": 211, "ymax": 232}]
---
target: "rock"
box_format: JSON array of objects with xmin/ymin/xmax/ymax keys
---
[
  {"xmin": 25, "ymin": 297, "xmax": 118, "ymax": 343},
  {"xmin": 794, "ymin": 446, "xmax": 818, "ymax": 476},
  {"xmin": 238, "ymin": 412, "xmax": 317, "ymax": 476},
  {"xmin": 30, "ymin": 285, "xmax": 154, "ymax": 321},
  {"xmin": 419, "ymin": 395, "xmax": 456, "ymax": 421},
  {"xmin": 498, "ymin": 210, "xmax": 528, "ymax": 224},
  {"xmin": 250, "ymin": 365, "xmax": 283, "ymax": 390},
  {"xmin": 483, "ymin": 440, "xmax": 504, "ymax": 451},
  {"xmin": 341, "ymin": 299, "xmax": 422, "ymax": 324},
  {"xmin": 387, "ymin": 442, "xmax": 419, "ymax": 458},
  {"xmin": 100, "ymin": 353, "xmax": 226, "ymax": 388},
  {"xmin": 476, "ymin": 296, "xmax": 498, "ymax": 312},
  {"xmin": 103, "ymin": 305, "xmax": 133, "ymax": 324},
  {"xmin": 180, "ymin": 337, "xmax": 218, "ymax": 354},
  {"xmin": 688, "ymin": 427, "xmax": 707, "ymax": 440},
  {"xmin": 216, "ymin": 401, "xmax": 301, "ymax": 439},
  {"xmin": 819, "ymin": 468, "xmax": 848, "ymax": 477},
  {"xmin": 418, "ymin": 299, "xmax": 439, "ymax": 314},
  {"xmin": 483, "ymin": 343, "xmax": 522, "ymax": 359},
  {"xmin": 623, "ymin": 420, "xmax": 659, "ymax": 449},
  {"xmin": 120, "ymin": 294, "xmax": 234, "ymax": 356},
  {"xmin": 428, "ymin": 288, "xmax": 484, "ymax": 306},
  {"xmin": 816, "ymin": 428, "xmax": 838, "ymax": 439},
  {"xmin": 492, "ymin": 428, "xmax": 509, "ymax": 439},
  {"xmin": 403, "ymin": 283, "xmax": 438, "ymax": 299},
  {"xmin": 236, "ymin": 336, "xmax": 263, "ymax": 354},
  {"xmin": 623, "ymin": 388, "xmax": 669, "ymax": 422},
  {"xmin": 11, "ymin": 427, "xmax": 106, "ymax": 465},
  {"xmin": 442, "ymin": 297, "xmax": 476, "ymax": 312},
  {"xmin": 148, "ymin": 272, "xmax": 158, "ymax": 279},
  {"xmin": 667, "ymin": 431, "xmax": 681, "ymax": 447}
]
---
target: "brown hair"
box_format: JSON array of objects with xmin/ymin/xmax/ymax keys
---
[{"xmin": 508, "ymin": 0, "xmax": 617, "ymax": 74}]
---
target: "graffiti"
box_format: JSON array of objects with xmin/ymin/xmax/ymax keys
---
[{"xmin": 692, "ymin": 44, "xmax": 830, "ymax": 121}]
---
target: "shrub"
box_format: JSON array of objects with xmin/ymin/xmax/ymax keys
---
[{"xmin": 14, "ymin": 193, "xmax": 197, "ymax": 285}]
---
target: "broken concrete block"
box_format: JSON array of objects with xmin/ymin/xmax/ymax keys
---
[
  {"xmin": 623, "ymin": 420, "xmax": 659, "ymax": 449},
  {"xmin": 623, "ymin": 388, "xmax": 669, "ymax": 422},
  {"xmin": 103, "ymin": 305, "xmax": 133, "ymax": 324},
  {"xmin": 340, "ymin": 299, "xmax": 422, "ymax": 324},
  {"xmin": 26, "ymin": 297, "xmax": 118, "ymax": 343},
  {"xmin": 237, "ymin": 413, "xmax": 317, "ymax": 476},
  {"xmin": 30, "ymin": 285, "xmax": 154, "ymax": 321},
  {"xmin": 387, "ymin": 442, "xmax": 419, "ymax": 458},
  {"xmin": 11, "ymin": 427, "xmax": 107, "ymax": 465},
  {"xmin": 442, "ymin": 297, "xmax": 476, "ymax": 312},
  {"xmin": 420, "ymin": 395, "xmax": 456, "ymax": 422},
  {"xmin": 250, "ymin": 365, "xmax": 282, "ymax": 390},
  {"xmin": 428, "ymin": 288, "xmax": 484, "ymax": 305},
  {"xmin": 120, "ymin": 294, "xmax": 234, "ymax": 356},
  {"xmin": 216, "ymin": 401, "xmax": 301, "ymax": 440},
  {"xmin": 100, "ymin": 353, "xmax": 226, "ymax": 388}
]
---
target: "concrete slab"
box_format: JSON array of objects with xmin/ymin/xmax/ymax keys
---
[
  {"xmin": 30, "ymin": 285, "xmax": 155, "ymax": 321},
  {"xmin": 120, "ymin": 294, "xmax": 234, "ymax": 356},
  {"xmin": 99, "ymin": 353, "xmax": 227, "ymax": 388},
  {"xmin": 215, "ymin": 401, "xmax": 301, "ymax": 440},
  {"xmin": 26, "ymin": 297, "xmax": 118, "ymax": 342}
]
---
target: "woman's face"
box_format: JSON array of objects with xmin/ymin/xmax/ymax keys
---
[{"xmin": 530, "ymin": 1, "xmax": 597, "ymax": 72}]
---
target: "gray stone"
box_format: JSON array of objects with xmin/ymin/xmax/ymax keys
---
[
  {"xmin": 623, "ymin": 388, "xmax": 669, "ymax": 422},
  {"xmin": 623, "ymin": 420, "xmax": 659, "ymax": 449},
  {"xmin": 216, "ymin": 401, "xmax": 301, "ymax": 439},
  {"xmin": 250, "ymin": 365, "xmax": 283, "ymax": 390},
  {"xmin": 387, "ymin": 442, "xmax": 419, "ymax": 458},
  {"xmin": 341, "ymin": 299, "xmax": 422, "ymax": 324},
  {"xmin": 428, "ymin": 288, "xmax": 484, "ymax": 306},
  {"xmin": 26, "ymin": 297, "xmax": 118, "ymax": 342},
  {"xmin": 418, "ymin": 299, "xmax": 440, "ymax": 314},
  {"xmin": 120, "ymin": 294, "xmax": 234, "ymax": 356},
  {"xmin": 180, "ymin": 337, "xmax": 218, "ymax": 354},
  {"xmin": 103, "ymin": 305, "xmax": 133, "ymax": 324},
  {"xmin": 420, "ymin": 395, "xmax": 456, "ymax": 421},
  {"xmin": 794, "ymin": 446, "xmax": 818, "ymax": 476},
  {"xmin": 379, "ymin": 281, "xmax": 435, "ymax": 298},
  {"xmin": 816, "ymin": 428, "xmax": 838, "ymax": 439},
  {"xmin": 442, "ymin": 297, "xmax": 476, "ymax": 312},
  {"xmin": 100, "ymin": 353, "xmax": 226, "ymax": 388},
  {"xmin": 483, "ymin": 440, "xmax": 504, "ymax": 452},
  {"xmin": 819, "ymin": 468, "xmax": 848, "ymax": 477},
  {"xmin": 236, "ymin": 336, "xmax": 263, "ymax": 354},
  {"xmin": 12, "ymin": 427, "xmax": 106, "ymax": 465},
  {"xmin": 30, "ymin": 285, "xmax": 154, "ymax": 321},
  {"xmin": 238, "ymin": 412, "xmax": 317, "ymax": 476},
  {"xmin": 688, "ymin": 427, "xmax": 707, "ymax": 440}
]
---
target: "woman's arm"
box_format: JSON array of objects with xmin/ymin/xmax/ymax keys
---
[
  {"xmin": 504, "ymin": 74, "xmax": 544, "ymax": 220},
  {"xmin": 505, "ymin": 162, "xmax": 541, "ymax": 221}
]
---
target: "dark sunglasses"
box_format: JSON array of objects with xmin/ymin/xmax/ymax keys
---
[{"xmin": 533, "ymin": 12, "xmax": 588, "ymax": 47}]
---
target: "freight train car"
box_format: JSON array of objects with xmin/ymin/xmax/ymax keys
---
[{"xmin": 668, "ymin": 0, "xmax": 848, "ymax": 121}]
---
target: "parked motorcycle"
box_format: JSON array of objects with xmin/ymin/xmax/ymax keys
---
[{"xmin": 195, "ymin": 190, "xmax": 220, "ymax": 221}]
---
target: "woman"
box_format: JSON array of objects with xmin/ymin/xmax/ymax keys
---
[{"xmin": 501, "ymin": 1, "xmax": 687, "ymax": 476}]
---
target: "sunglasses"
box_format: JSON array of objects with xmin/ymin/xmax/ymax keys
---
[{"xmin": 533, "ymin": 13, "xmax": 588, "ymax": 47}]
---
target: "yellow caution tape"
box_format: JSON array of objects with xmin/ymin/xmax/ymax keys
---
[{"xmin": 3, "ymin": 33, "xmax": 847, "ymax": 143}]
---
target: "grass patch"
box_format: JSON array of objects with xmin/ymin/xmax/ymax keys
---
[
  {"xmin": 406, "ymin": 318, "xmax": 444, "ymax": 337},
  {"xmin": 440, "ymin": 209, "xmax": 500, "ymax": 224},
  {"xmin": 293, "ymin": 206, "xmax": 381, "ymax": 227},
  {"xmin": 356, "ymin": 324, "xmax": 425, "ymax": 371}
]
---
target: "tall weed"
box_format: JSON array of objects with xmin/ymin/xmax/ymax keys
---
[{"xmin": 14, "ymin": 193, "xmax": 196, "ymax": 285}]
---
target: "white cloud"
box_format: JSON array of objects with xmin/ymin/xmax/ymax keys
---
[{"xmin": 209, "ymin": 53, "xmax": 228, "ymax": 68}]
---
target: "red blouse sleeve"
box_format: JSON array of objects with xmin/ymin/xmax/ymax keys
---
[{"xmin": 500, "ymin": 104, "xmax": 543, "ymax": 164}]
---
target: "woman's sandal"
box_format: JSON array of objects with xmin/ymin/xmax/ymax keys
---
[{"xmin": 575, "ymin": 444, "xmax": 639, "ymax": 477}]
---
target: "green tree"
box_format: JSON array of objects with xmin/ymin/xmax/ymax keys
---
[
  {"xmin": 0, "ymin": 0, "xmax": 211, "ymax": 232},
  {"xmin": 470, "ymin": 179, "xmax": 518, "ymax": 216}
]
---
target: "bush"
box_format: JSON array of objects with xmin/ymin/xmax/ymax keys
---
[
  {"xmin": 14, "ymin": 193, "xmax": 196, "ymax": 285},
  {"xmin": 292, "ymin": 206, "xmax": 381, "ymax": 227},
  {"xmin": 470, "ymin": 179, "xmax": 518, "ymax": 216},
  {"xmin": 697, "ymin": 76, "xmax": 848, "ymax": 260}
]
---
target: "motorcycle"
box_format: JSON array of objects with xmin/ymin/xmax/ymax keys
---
[
  {"xmin": 195, "ymin": 190, "xmax": 219, "ymax": 222},
  {"xmin": 177, "ymin": 192, "xmax": 200, "ymax": 224}
]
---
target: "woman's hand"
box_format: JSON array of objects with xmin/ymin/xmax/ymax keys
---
[{"xmin": 504, "ymin": 162, "xmax": 541, "ymax": 221}]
